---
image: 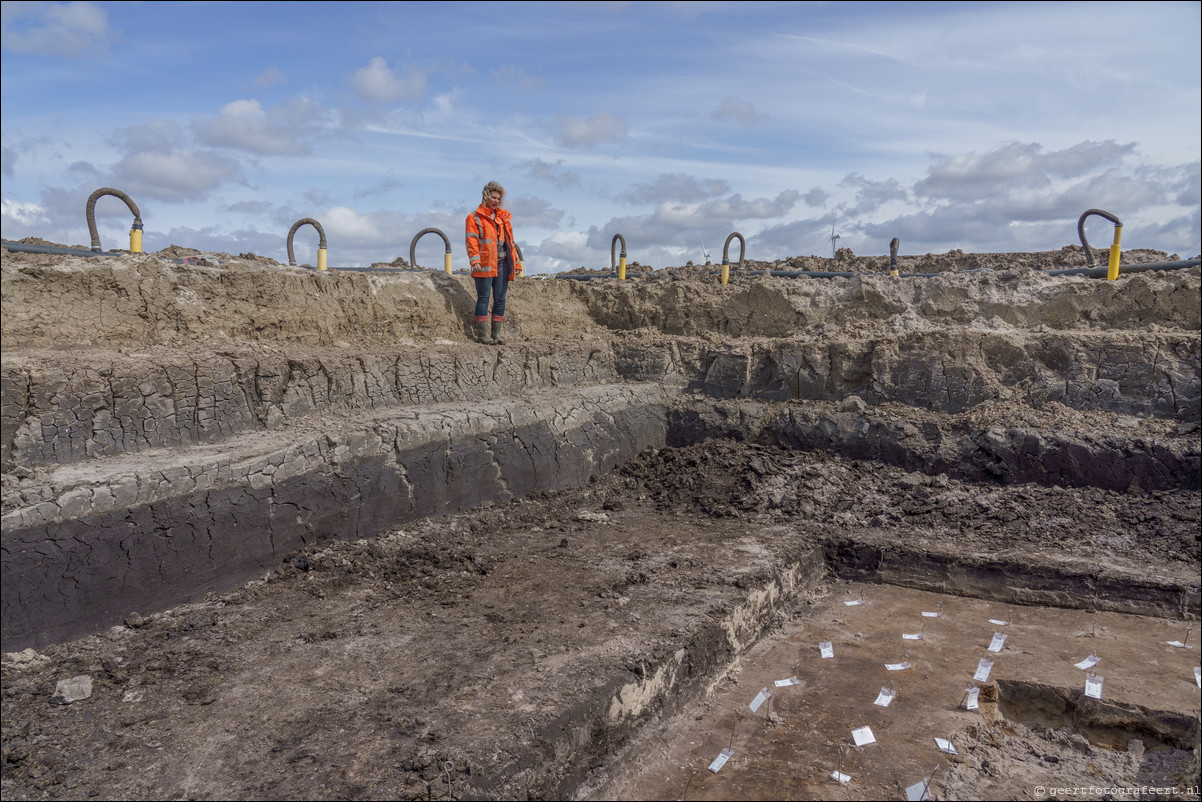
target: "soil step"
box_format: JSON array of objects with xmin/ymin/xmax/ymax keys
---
[{"xmin": 1, "ymin": 383, "xmax": 671, "ymax": 649}]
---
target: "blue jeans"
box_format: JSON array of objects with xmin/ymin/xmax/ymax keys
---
[{"xmin": 474, "ymin": 255, "xmax": 511, "ymax": 320}]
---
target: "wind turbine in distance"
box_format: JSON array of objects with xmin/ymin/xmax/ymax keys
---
[
  {"xmin": 829, "ymin": 221, "xmax": 841, "ymax": 257},
  {"xmin": 700, "ymin": 240, "xmax": 711, "ymax": 264}
]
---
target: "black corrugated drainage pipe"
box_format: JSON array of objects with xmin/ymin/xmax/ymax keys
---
[
  {"xmin": 410, "ymin": 228, "xmax": 452, "ymax": 275},
  {"xmin": 86, "ymin": 188, "xmax": 143, "ymax": 253},
  {"xmin": 287, "ymin": 218, "xmax": 327, "ymax": 270},
  {"xmin": 2, "ymin": 240, "xmax": 121, "ymax": 257}
]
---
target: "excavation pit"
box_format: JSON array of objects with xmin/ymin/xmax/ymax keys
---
[
  {"xmin": 587, "ymin": 580, "xmax": 1201, "ymax": 801},
  {"xmin": 1, "ymin": 247, "xmax": 1199, "ymax": 800},
  {"xmin": 2, "ymin": 440, "xmax": 1198, "ymax": 801}
]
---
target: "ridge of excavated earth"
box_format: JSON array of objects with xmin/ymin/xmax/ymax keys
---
[{"xmin": 1, "ymin": 244, "xmax": 1199, "ymax": 801}]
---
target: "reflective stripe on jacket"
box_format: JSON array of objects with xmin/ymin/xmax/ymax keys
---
[{"xmin": 465, "ymin": 204, "xmax": 523, "ymax": 279}]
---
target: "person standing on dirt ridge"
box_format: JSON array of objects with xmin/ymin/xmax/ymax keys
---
[{"xmin": 465, "ymin": 181, "xmax": 523, "ymax": 344}]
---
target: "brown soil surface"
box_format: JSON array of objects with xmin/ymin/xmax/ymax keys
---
[{"xmin": 1, "ymin": 244, "xmax": 1199, "ymax": 801}]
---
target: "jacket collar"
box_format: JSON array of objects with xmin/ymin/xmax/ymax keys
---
[{"xmin": 476, "ymin": 204, "xmax": 510, "ymax": 223}]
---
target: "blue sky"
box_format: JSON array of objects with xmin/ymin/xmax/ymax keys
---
[{"xmin": 2, "ymin": 1, "xmax": 1199, "ymax": 272}]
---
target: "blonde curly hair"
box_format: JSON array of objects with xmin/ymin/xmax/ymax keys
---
[{"xmin": 481, "ymin": 181, "xmax": 506, "ymax": 206}]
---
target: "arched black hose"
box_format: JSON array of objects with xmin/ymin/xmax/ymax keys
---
[
  {"xmin": 1077, "ymin": 209, "xmax": 1122, "ymax": 269},
  {"xmin": 610, "ymin": 233, "xmax": 627, "ymax": 270},
  {"xmin": 86, "ymin": 188, "xmax": 142, "ymax": 252},
  {"xmin": 723, "ymin": 232, "xmax": 746, "ymax": 269},
  {"xmin": 287, "ymin": 218, "xmax": 327, "ymax": 266},
  {"xmin": 410, "ymin": 228, "xmax": 451, "ymax": 269}
]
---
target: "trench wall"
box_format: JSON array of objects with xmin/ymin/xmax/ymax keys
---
[
  {"xmin": 1, "ymin": 384, "xmax": 670, "ymax": 649},
  {"xmin": 4, "ymin": 331, "xmax": 1198, "ymax": 472}
]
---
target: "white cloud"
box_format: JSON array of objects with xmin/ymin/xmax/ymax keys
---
[
  {"xmin": 110, "ymin": 150, "xmax": 239, "ymax": 202},
  {"xmin": 506, "ymin": 196, "xmax": 564, "ymax": 229},
  {"xmin": 254, "ymin": 66, "xmax": 285, "ymax": 89},
  {"xmin": 1, "ymin": 0, "xmax": 115, "ymax": 57},
  {"xmin": 350, "ymin": 56, "xmax": 427, "ymax": 104},
  {"xmin": 197, "ymin": 98, "xmax": 327, "ymax": 156},
  {"xmin": 803, "ymin": 187, "xmax": 829, "ymax": 207},
  {"xmin": 1, "ymin": 197, "xmax": 48, "ymax": 227},
  {"xmin": 914, "ymin": 140, "xmax": 1138, "ymax": 202},
  {"xmin": 618, "ymin": 174, "xmax": 730, "ymax": 205},
  {"xmin": 521, "ymin": 159, "xmax": 580, "ymax": 190},
  {"xmin": 588, "ymin": 190, "xmax": 802, "ymax": 250},
  {"xmin": 711, "ymin": 96, "xmax": 764, "ymax": 127},
  {"xmin": 535, "ymin": 231, "xmax": 590, "ymax": 262},
  {"xmin": 323, "ymin": 205, "xmax": 382, "ymax": 241},
  {"xmin": 554, "ymin": 110, "xmax": 629, "ymax": 147}
]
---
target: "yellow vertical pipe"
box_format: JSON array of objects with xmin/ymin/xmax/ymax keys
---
[
  {"xmin": 721, "ymin": 263, "xmax": 730, "ymax": 285},
  {"xmin": 444, "ymin": 253, "xmax": 452, "ymax": 275},
  {"xmin": 1106, "ymin": 226, "xmax": 1123, "ymax": 281},
  {"xmin": 618, "ymin": 255, "xmax": 626, "ymax": 280},
  {"xmin": 317, "ymin": 247, "xmax": 328, "ymax": 271},
  {"xmin": 130, "ymin": 226, "xmax": 143, "ymax": 253}
]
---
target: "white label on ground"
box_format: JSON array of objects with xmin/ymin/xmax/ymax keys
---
[
  {"xmin": 774, "ymin": 675, "xmax": 799, "ymax": 687},
  {"xmin": 906, "ymin": 779, "xmax": 932, "ymax": 801},
  {"xmin": 922, "ymin": 611, "xmax": 942, "ymax": 618},
  {"xmin": 873, "ymin": 687, "xmax": 895, "ymax": 707},
  {"xmin": 1084, "ymin": 672, "xmax": 1104, "ymax": 699},
  {"xmin": 966, "ymin": 687, "xmax": 980, "ymax": 710},
  {"xmin": 1194, "ymin": 667, "xmax": 1200, "ymax": 688},
  {"xmin": 819, "ymin": 641, "xmax": 834, "ymax": 659},
  {"xmin": 1075, "ymin": 653, "xmax": 1100, "ymax": 670},
  {"xmin": 708, "ymin": 748, "xmax": 733, "ymax": 773},
  {"xmin": 935, "ymin": 738, "xmax": 958, "ymax": 755},
  {"xmin": 903, "ymin": 633, "xmax": 923, "ymax": 641},
  {"xmin": 885, "ymin": 660, "xmax": 911, "ymax": 671},
  {"xmin": 1167, "ymin": 641, "xmax": 1189, "ymax": 648},
  {"xmin": 988, "ymin": 632, "xmax": 1007, "ymax": 653},
  {"xmin": 830, "ymin": 770, "xmax": 851, "ymax": 785},
  {"xmin": 851, "ymin": 726, "xmax": 876, "ymax": 747},
  {"xmin": 988, "ymin": 619, "xmax": 1009, "ymax": 626},
  {"xmin": 844, "ymin": 599, "xmax": 863, "ymax": 606},
  {"xmin": 974, "ymin": 657, "xmax": 993, "ymax": 682},
  {"xmin": 749, "ymin": 688, "xmax": 772, "ymax": 713}
]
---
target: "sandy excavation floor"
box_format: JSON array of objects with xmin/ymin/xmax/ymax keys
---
[{"xmin": 1, "ymin": 241, "xmax": 1199, "ymax": 800}]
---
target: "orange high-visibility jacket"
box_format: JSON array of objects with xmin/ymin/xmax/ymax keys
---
[{"xmin": 465, "ymin": 204, "xmax": 523, "ymax": 279}]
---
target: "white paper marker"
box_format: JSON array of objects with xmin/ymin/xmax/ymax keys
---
[
  {"xmin": 749, "ymin": 687, "xmax": 772, "ymax": 713},
  {"xmin": 851, "ymin": 726, "xmax": 876, "ymax": 747},
  {"xmin": 873, "ymin": 687, "xmax": 895, "ymax": 707},
  {"xmin": 903, "ymin": 632, "xmax": 923, "ymax": 641},
  {"xmin": 830, "ymin": 770, "xmax": 851, "ymax": 785},
  {"xmin": 1194, "ymin": 667, "xmax": 1200, "ymax": 688},
  {"xmin": 973, "ymin": 657, "xmax": 994, "ymax": 682},
  {"xmin": 708, "ymin": 748, "xmax": 733, "ymax": 773},
  {"xmin": 988, "ymin": 632, "xmax": 1007, "ymax": 653},
  {"xmin": 1074, "ymin": 652, "xmax": 1100, "ymax": 670},
  {"xmin": 775, "ymin": 675, "xmax": 800, "ymax": 688},
  {"xmin": 965, "ymin": 687, "xmax": 980, "ymax": 710},
  {"xmin": 1084, "ymin": 672, "xmax": 1104, "ymax": 699},
  {"xmin": 885, "ymin": 660, "xmax": 911, "ymax": 671},
  {"xmin": 1167, "ymin": 640, "xmax": 1189, "ymax": 648},
  {"xmin": 906, "ymin": 779, "xmax": 932, "ymax": 801},
  {"xmin": 844, "ymin": 598, "xmax": 863, "ymax": 607},
  {"xmin": 988, "ymin": 618, "xmax": 1009, "ymax": 626},
  {"xmin": 819, "ymin": 641, "xmax": 834, "ymax": 659},
  {"xmin": 935, "ymin": 738, "xmax": 958, "ymax": 755}
]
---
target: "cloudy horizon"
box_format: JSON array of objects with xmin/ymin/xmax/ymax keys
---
[{"xmin": 2, "ymin": 1, "xmax": 1198, "ymax": 272}]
